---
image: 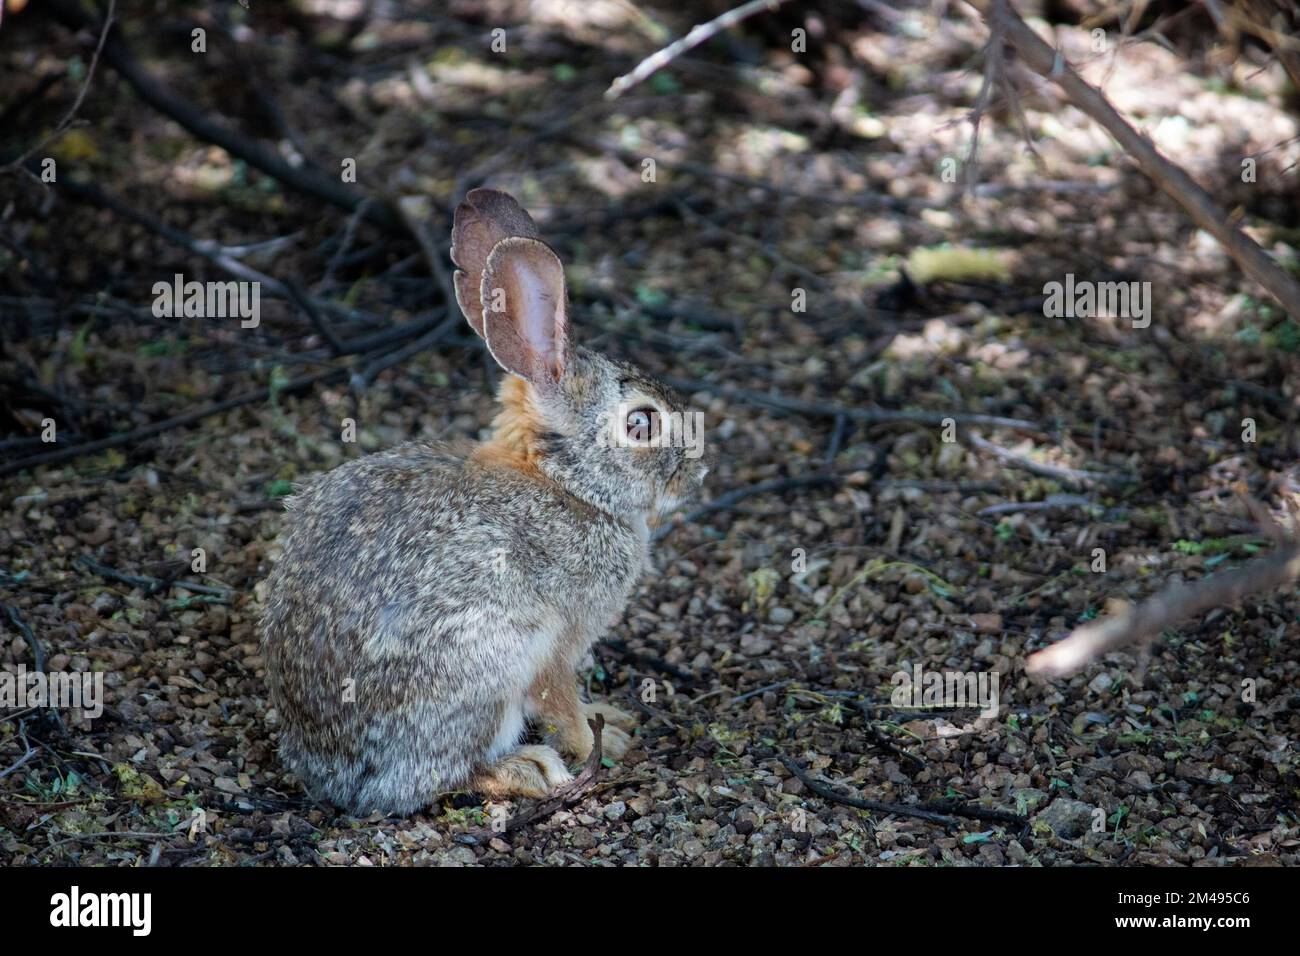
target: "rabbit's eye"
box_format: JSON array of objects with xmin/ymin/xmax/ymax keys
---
[{"xmin": 625, "ymin": 407, "xmax": 658, "ymax": 442}]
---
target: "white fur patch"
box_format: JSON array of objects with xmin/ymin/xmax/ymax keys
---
[
  {"xmin": 486, "ymin": 702, "xmax": 526, "ymax": 762},
  {"xmin": 486, "ymin": 613, "xmax": 566, "ymax": 761}
]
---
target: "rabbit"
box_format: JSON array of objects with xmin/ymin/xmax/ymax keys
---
[{"xmin": 260, "ymin": 188, "xmax": 709, "ymax": 816}]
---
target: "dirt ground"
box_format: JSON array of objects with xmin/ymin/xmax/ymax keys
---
[{"xmin": 1, "ymin": 1, "xmax": 1298, "ymax": 866}]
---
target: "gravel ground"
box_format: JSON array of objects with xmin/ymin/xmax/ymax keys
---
[{"xmin": 1, "ymin": 0, "xmax": 1297, "ymax": 866}]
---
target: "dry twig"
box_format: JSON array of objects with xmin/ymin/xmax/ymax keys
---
[
  {"xmin": 606, "ymin": 0, "xmax": 794, "ymax": 99},
  {"xmin": 1, "ymin": 0, "xmax": 115, "ymax": 175}
]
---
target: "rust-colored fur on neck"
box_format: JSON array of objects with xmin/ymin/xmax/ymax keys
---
[{"xmin": 473, "ymin": 375, "xmax": 545, "ymax": 476}]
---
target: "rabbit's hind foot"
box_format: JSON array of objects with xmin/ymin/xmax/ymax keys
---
[
  {"xmin": 471, "ymin": 745, "xmax": 573, "ymax": 799},
  {"xmin": 579, "ymin": 701, "xmax": 635, "ymax": 760},
  {"xmin": 582, "ymin": 700, "xmax": 636, "ymax": 731}
]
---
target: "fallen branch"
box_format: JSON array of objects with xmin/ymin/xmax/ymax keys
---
[
  {"xmin": 39, "ymin": 168, "xmax": 362, "ymax": 329},
  {"xmin": 18, "ymin": 156, "xmax": 457, "ymax": 355},
  {"xmin": 41, "ymin": 829, "xmax": 180, "ymax": 854},
  {"xmin": 75, "ymin": 556, "xmax": 233, "ymax": 598},
  {"xmin": 963, "ymin": 0, "xmax": 1009, "ymax": 188},
  {"xmin": 965, "ymin": 433, "xmax": 1133, "ymax": 489},
  {"xmin": 0, "ymin": 739, "xmax": 38, "ymax": 781},
  {"xmin": 0, "ymin": 604, "xmax": 66, "ymax": 734},
  {"xmin": 964, "ymin": 0, "xmax": 1300, "ymax": 318},
  {"xmin": 352, "ymin": 314, "xmax": 462, "ymax": 389},
  {"xmin": 1027, "ymin": 524, "xmax": 1300, "ymax": 679},
  {"xmin": 601, "ymin": 640, "xmax": 697, "ymax": 686},
  {"xmin": 2, "ymin": 603, "xmax": 47, "ymax": 674},
  {"xmin": 0, "ymin": 295, "xmax": 456, "ymax": 479},
  {"xmin": 976, "ymin": 493, "xmax": 1100, "ymax": 516},
  {"xmin": 0, "ymin": 365, "xmax": 343, "ymax": 479},
  {"xmin": 284, "ymin": 281, "xmax": 346, "ymax": 357},
  {"xmin": 847, "ymin": 702, "xmax": 928, "ymax": 768},
  {"xmin": 780, "ymin": 755, "xmax": 1026, "ymax": 828}
]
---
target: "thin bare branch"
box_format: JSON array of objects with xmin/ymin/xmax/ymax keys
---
[
  {"xmin": 0, "ymin": 0, "xmax": 115, "ymax": 174},
  {"xmin": 606, "ymin": 0, "xmax": 794, "ymax": 99},
  {"xmin": 965, "ymin": 433, "xmax": 1133, "ymax": 489},
  {"xmin": 1027, "ymin": 525, "xmax": 1300, "ymax": 679}
]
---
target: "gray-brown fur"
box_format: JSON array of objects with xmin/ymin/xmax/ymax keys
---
[{"xmin": 260, "ymin": 190, "xmax": 708, "ymax": 815}]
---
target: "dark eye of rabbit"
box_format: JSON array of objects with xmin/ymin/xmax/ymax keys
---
[{"xmin": 625, "ymin": 407, "xmax": 658, "ymax": 442}]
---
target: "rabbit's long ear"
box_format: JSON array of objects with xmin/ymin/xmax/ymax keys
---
[
  {"xmin": 450, "ymin": 189, "xmax": 541, "ymax": 338},
  {"xmin": 479, "ymin": 236, "xmax": 570, "ymax": 386}
]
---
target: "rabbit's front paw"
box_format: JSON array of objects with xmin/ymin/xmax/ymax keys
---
[{"xmin": 472, "ymin": 745, "xmax": 574, "ymax": 799}]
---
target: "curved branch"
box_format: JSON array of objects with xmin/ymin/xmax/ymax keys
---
[
  {"xmin": 1027, "ymin": 535, "xmax": 1300, "ymax": 679},
  {"xmin": 964, "ymin": 0, "xmax": 1300, "ymax": 318}
]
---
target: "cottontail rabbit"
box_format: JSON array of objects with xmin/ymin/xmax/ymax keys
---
[{"xmin": 261, "ymin": 189, "xmax": 708, "ymax": 816}]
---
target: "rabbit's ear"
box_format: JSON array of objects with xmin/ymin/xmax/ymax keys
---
[
  {"xmin": 450, "ymin": 189, "xmax": 540, "ymax": 338},
  {"xmin": 479, "ymin": 236, "xmax": 570, "ymax": 386}
]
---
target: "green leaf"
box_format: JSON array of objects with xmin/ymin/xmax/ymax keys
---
[
  {"xmin": 266, "ymin": 479, "xmax": 295, "ymax": 498},
  {"xmin": 650, "ymin": 73, "xmax": 681, "ymax": 95},
  {"xmin": 1264, "ymin": 319, "xmax": 1300, "ymax": 352},
  {"xmin": 70, "ymin": 318, "xmax": 95, "ymax": 364},
  {"xmin": 138, "ymin": 338, "xmax": 187, "ymax": 358},
  {"xmin": 634, "ymin": 284, "xmax": 670, "ymax": 309}
]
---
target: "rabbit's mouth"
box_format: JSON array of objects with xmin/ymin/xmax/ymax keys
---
[{"xmin": 660, "ymin": 459, "xmax": 709, "ymax": 514}]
